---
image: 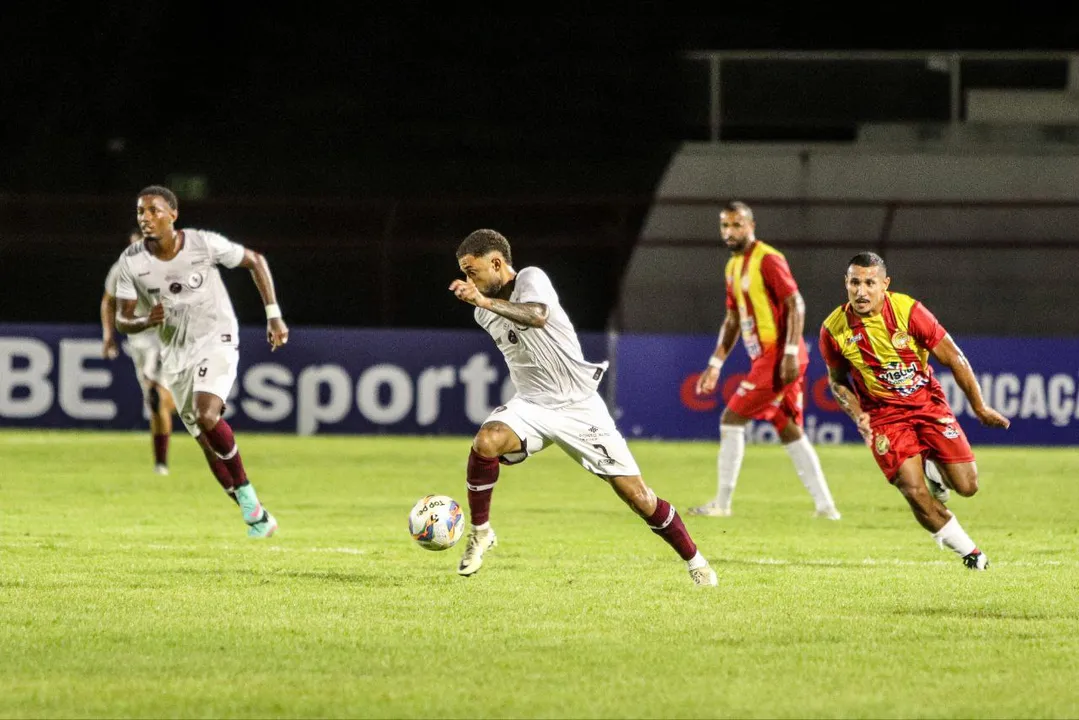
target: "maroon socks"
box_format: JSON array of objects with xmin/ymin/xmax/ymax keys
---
[{"xmin": 466, "ymin": 449, "xmax": 500, "ymax": 526}]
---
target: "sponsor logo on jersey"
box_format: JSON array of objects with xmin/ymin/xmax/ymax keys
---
[
  {"xmin": 876, "ymin": 361, "xmax": 928, "ymax": 396},
  {"xmin": 942, "ymin": 424, "xmax": 960, "ymax": 439},
  {"xmin": 187, "ymin": 272, "xmax": 204, "ymax": 290},
  {"xmin": 847, "ymin": 332, "xmax": 863, "ymax": 345},
  {"xmin": 507, "ymin": 330, "xmax": 518, "ymax": 344}
]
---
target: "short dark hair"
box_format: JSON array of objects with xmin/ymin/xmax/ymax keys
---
[
  {"xmin": 456, "ymin": 229, "xmax": 512, "ymax": 265},
  {"xmin": 847, "ymin": 251, "xmax": 887, "ymax": 275},
  {"xmin": 138, "ymin": 185, "xmax": 179, "ymax": 210},
  {"xmin": 722, "ymin": 200, "xmax": 753, "ymax": 221}
]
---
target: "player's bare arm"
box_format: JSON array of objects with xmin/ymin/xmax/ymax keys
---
[
  {"xmin": 696, "ymin": 311, "xmax": 739, "ymax": 395},
  {"xmin": 238, "ymin": 248, "xmax": 289, "ymax": 351},
  {"xmin": 100, "ymin": 291, "xmax": 120, "ymax": 359},
  {"xmin": 115, "ymin": 298, "xmax": 164, "ymax": 334},
  {"xmin": 827, "ymin": 365, "xmax": 872, "ymax": 442},
  {"xmin": 449, "ymin": 278, "xmax": 549, "ymax": 328},
  {"xmin": 931, "ymin": 334, "xmax": 1010, "ymax": 429},
  {"xmin": 779, "ymin": 292, "xmax": 806, "ymax": 385}
]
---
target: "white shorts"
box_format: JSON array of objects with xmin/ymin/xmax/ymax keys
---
[
  {"xmin": 161, "ymin": 346, "xmax": 239, "ymax": 437},
  {"xmin": 481, "ymin": 393, "xmax": 641, "ymax": 477}
]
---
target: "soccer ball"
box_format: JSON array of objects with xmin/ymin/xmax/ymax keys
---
[{"xmin": 408, "ymin": 494, "xmax": 465, "ymax": 551}]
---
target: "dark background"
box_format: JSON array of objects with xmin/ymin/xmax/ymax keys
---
[{"xmin": 3, "ymin": 9, "xmax": 1079, "ymax": 329}]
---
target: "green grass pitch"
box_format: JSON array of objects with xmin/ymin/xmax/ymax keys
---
[{"xmin": 1, "ymin": 430, "xmax": 1077, "ymax": 718}]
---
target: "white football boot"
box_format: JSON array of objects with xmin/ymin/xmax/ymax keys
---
[{"xmin": 457, "ymin": 526, "xmax": 497, "ymax": 576}]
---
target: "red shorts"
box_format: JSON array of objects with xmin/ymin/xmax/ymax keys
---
[
  {"xmin": 726, "ymin": 355, "xmax": 806, "ymax": 432},
  {"xmin": 868, "ymin": 399, "xmax": 976, "ymax": 482}
]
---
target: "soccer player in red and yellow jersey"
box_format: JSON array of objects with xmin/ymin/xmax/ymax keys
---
[
  {"xmin": 690, "ymin": 201, "xmax": 840, "ymax": 519},
  {"xmin": 820, "ymin": 252, "xmax": 1009, "ymax": 570}
]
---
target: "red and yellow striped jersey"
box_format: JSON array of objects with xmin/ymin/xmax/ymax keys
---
[
  {"xmin": 724, "ymin": 240, "xmax": 805, "ymax": 362},
  {"xmin": 818, "ymin": 292, "xmax": 947, "ymax": 410}
]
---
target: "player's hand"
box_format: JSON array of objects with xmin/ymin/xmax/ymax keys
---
[
  {"xmin": 102, "ymin": 335, "xmax": 120, "ymax": 360},
  {"xmin": 974, "ymin": 405, "xmax": 1010, "ymax": 429},
  {"xmin": 695, "ymin": 366, "xmax": 720, "ymax": 395},
  {"xmin": 779, "ymin": 353, "xmax": 799, "ymax": 386},
  {"xmin": 449, "ymin": 278, "xmax": 489, "ymax": 308},
  {"xmin": 856, "ymin": 412, "xmax": 873, "ymax": 445},
  {"xmin": 267, "ymin": 317, "xmax": 289, "ymax": 352},
  {"xmin": 147, "ymin": 303, "xmax": 165, "ymax": 327}
]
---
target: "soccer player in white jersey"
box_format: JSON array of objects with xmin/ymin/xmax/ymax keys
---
[
  {"xmin": 101, "ymin": 228, "xmax": 176, "ymax": 475},
  {"xmin": 450, "ymin": 229, "xmax": 718, "ymax": 587},
  {"xmin": 113, "ymin": 186, "xmax": 288, "ymax": 538}
]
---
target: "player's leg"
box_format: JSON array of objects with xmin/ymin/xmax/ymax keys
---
[
  {"xmin": 458, "ymin": 401, "xmax": 548, "ymax": 576},
  {"xmin": 553, "ymin": 394, "xmax": 716, "ymax": 586},
  {"xmin": 166, "ymin": 367, "xmax": 241, "ymax": 503},
  {"xmin": 146, "ymin": 382, "xmax": 172, "ymax": 475},
  {"xmin": 775, "ymin": 375, "xmax": 840, "ymax": 518},
  {"xmin": 892, "ymin": 455, "xmax": 987, "ymax": 570},
  {"xmin": 133, "ymin": 345, "xmax": 171, "ymax": 475},
  {"xmin": 689, "ymin": 384, "xmax": 759, "ymax": 516},
  {"xmin": 194, "ymin": 390, "xmax": 275, "ymax": 537},
  {"xmin": 193, "ymin": 349, "xmax": 276, "ymax": 538},
  {"xmin": 918, "ymin": 413, "xmax": 979, "ymax": 498},
  {"xmin": 605, "ymin": 473, "xmax": 717, "ymax": 587}
]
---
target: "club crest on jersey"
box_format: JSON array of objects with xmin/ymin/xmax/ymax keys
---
[
  {"xmin": 874, "ymin": 433, "xmax": 890, "ymax": 455},
  {"xmin": 507, "ymin": 330, "xmax": 518, "ymax": 344},
  {"xmin": 891, "ymin": 330, "xmax": 910, "ymax": 349},
  {"xmin": 187, "ymin": 271, "xmax": 204, "ymax": 290},
  {"xmin": 169, "ymin": 282, "xmax": 183, "ymax": 294}
]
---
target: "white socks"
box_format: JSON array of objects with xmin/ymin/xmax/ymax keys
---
[
  {"xmin": 686, "ymin": 551, "xmax": 708, "ymax": 570},
  {"xmin": 932, "ymin": 514, "xmax": 977, "ymax": 557},
  {"xmin": 784, "ymin": 435, "xmax": 838, "ymax": 512},
  {"xmin": 716, "ymin": 425, "xmax": 746, "ymax": 511}
]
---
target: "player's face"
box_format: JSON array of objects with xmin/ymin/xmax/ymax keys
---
[
  {"xmin": 720, "ymin": 210, "xmax": 754, "ymax": 251},
  {"xmin": 136, "ymin": 195, "xmax": 177, "ymax": 239},
  {"xmin": 458, "ymin": 252, "xmax": 506, "ymax": 296},
  {"xmin": 845, "ymin": 264, "xmax": 890, "ymax": 316}
]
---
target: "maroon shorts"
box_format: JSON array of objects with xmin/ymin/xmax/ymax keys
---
[
  {"xmin": 868, "ymin": 399, "xmax": 976, "ymax": 482},
  {"xmin": 726, "ymin": 356, "xmax": 806, "ymax": 432}
]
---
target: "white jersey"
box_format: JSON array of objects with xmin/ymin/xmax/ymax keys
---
[
  {"xmin": 105, "ymin": 259, "xmax": 159, "ymax": 350},
  {"xmin": 114, "ymin": 228, "xmax": 245, "ymax": 374},
  {"xmin": 475, "ymin": 266, "xmax": 607, "ymax": 409}
]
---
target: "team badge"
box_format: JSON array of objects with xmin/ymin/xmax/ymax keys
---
[
  {"xmin": 891, "ymin": 330, "xmax": 910, "ymax": 349},
  {"xmin": 874, "ymin": 433, "xmax": 890, "ymax": 455},
  {"xmin": 169, "ymin": 282, "xmax": 183, "ymax": 294}
]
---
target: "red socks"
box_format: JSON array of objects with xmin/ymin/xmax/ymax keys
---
[
  {"xmin": 466, "ymin": 448, "xmax": 500, "ymax": 526},
  {"xmin": 647, "ymin": 498, "xmax": 698, "ymax": 561},
  {"xmin": 152, "ymin": 434, "xmax": 169, "ymax": 466},
  {"xmin": 202, "ymin": 419, "xmax": 248, "ymax": 485}
]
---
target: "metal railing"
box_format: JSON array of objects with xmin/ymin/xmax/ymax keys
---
[{"xmin": 683, "ymin": 50, "xmax": 1079, "ymax": 142}]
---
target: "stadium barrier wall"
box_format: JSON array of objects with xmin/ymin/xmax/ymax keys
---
[{"xmin": 1, "ymin": 324, "xmax": 1076, "ymax": 445}]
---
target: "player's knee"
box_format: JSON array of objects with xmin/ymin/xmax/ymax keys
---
[
  {"xmin": 895, "ymin": 476, "xmax": 930, "ymax": 505},
  {"xmin": 952, "ymin": 471, "xmax": 979, "ymax": 497},
  {"xmin": 194, "ymin": 406, "xmax": 221, "ymax": 432},
  {"xmin": 473, "ymin": 427, "xmax": 510, "ymax": 459}
]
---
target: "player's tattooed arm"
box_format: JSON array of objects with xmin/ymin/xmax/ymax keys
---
[
  {"xmin": 481, "ymin": 299, "xmax": 549, "ymax": 328},
  {"xmin": 449, "ymin": 278, "xmax": 549, "ymax": 328},
  {"xmin": 826, "ymin": 366, "xmax": 862, "ymax": 419},
  {"xmin": 931, "ymin": 334, "xmax": 1010, "ymax": 429},
  {"xmin": 827, "ymin": 365, "xmax": 873, "ymax": 442}
]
